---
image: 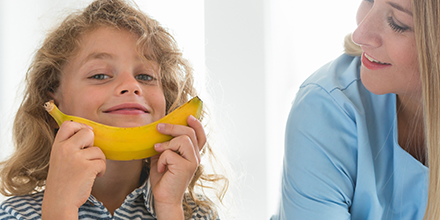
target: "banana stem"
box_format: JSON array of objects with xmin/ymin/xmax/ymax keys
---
[{"xmin": 44, "ymin": 101, "xmax": 66, "ymax": 127}]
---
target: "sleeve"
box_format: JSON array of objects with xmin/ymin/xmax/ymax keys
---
[
  {"xmin": 273, "ymin": 84, "xmax": 358, "ymax": 220},
  {"xmin": 0, "ymin": 204, "xmax": 19, "ymax": 220}
]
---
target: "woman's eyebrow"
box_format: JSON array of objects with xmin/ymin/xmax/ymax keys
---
[{"xmin": 387, "ymin": 1, "xmax": 413, "ymax": 16}]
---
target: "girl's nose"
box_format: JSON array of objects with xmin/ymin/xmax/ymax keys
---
[
  {"xmin": 352, "ymin": 5, "xmax": 382, "ymax": 49},
  {"xmin": 116, "ymin": 72, "xmax": 142, "ymax": 96}
]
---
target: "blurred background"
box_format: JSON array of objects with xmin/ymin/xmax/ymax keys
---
[{"xmin": 0, "ymin": 0, "xmax": 359, "ymax": 219}]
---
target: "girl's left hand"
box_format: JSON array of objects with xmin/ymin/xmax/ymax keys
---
[{"xmin": 149, "ymin": 115, "xmax": 206, "ymax": 220}]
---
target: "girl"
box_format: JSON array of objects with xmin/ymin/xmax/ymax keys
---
[
  {"xmin": 0, "ymin": 0, "xmax": 228, "ymax": 219},
  {"xmin": 272, "ymin": 0, "xmax": 440, "ymax": 219}
]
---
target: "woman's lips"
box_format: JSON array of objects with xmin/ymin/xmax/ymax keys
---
[
  {"xmin": 361, "ymin": 52, "xmax": 392, "ymax": 70},
  {"xmin": 104, "ymin": 103, "xmax": 149, "ymax": 115}
]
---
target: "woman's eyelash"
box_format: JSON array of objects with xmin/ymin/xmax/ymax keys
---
[{"xmin": 387, "ymin": 17, "xmax": 409, "ymax": 33}]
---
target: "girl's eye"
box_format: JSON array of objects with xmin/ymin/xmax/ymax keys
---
[
  {"xmin": 89, "ymin": 74, "xmax": 110, "ymax": 80},
  {"xmin": 387, "ymin": 17, "xmax": 409, "ymax": 33},
  {"xmin": 136, "ymin": 74, "xmax": 155, "ymax": 82}
]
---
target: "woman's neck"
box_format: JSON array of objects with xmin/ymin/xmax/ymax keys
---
[
  {"xmin": 396, "ymin": 94, "xmax": 426, "ymax": 165},
  {"xmin": 91, "ymin": 159, "xmax": 144, "ymax": 214}
]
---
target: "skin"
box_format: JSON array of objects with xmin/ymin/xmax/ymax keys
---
[
  {"xmin": 42, "ymin": 27, "xmax": 205, "ymax": 219},
  {"xmin": 352, "ymin": 0, "xmax": 425, "ymax": 163}
]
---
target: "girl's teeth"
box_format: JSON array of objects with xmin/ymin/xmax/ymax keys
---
[{"xmin": 365, "ymin": 53, "xmax": 389, "ymax": 65}]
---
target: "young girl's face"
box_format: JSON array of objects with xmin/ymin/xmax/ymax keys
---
[
  {"xmin": 53, "ymin": 27, "xmax": 166, "ymax": 128},
  {"xmin": 352, "ymin": 0, "xmax": 421, "ymax": 98}
]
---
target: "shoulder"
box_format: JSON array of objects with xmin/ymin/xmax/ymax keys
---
[
  {"xmin": 1, "ymin": 192, "xmax": 43, "ymax": 219},
  {"xmin": 291, "ymin": 54, "xmax": 389, "ymax": 124},
  {"xmin": 301, "ymin": 54, "xmax": 361, "ymax": 93},
  {"xmin": 183, "ymin": 193, "xmax": 219, "ymax": 220}
]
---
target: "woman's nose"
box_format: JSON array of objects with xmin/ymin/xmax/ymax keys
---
[
  {"xmin": 352, "ymin": 6, "xmax": 382, "ymax": 49},
  {"xmin": 116, "ymin": 72, "xmax": 142, "ymax": 96}
]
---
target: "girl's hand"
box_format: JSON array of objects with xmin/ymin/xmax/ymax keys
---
[
  {"xmin": 149, "ymin": 115, "xmax": 206, "ymax": 220},
  {"xmin": 42, "ymin": 121, "xmax": 106, "ymax": 219}
]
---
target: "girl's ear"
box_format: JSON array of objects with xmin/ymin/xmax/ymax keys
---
[
  {"xmin": 47, "ymin": 91, "xmax": 56, "ymax": 102},
  {"xmin": 47, "ymin": 91, "xmax": 55, "ymax": 99},
  {"xmin": 47, "ymin": 90, "xmax": 61, "ymax": 106}
]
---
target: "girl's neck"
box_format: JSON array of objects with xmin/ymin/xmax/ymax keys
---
[
  {"xmin": 396, "ymin": 94, "xmax": 426, "ymax": 165},
  {"xmin": 91, "ymin": 159, "xmax": 145, "ymax": 214}
]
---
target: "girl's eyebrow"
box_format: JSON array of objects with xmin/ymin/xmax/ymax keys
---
[
  {"xmin": 81, "ymin": 52, "xmax": 115, "ymax": 66},
  {"xmin": 387, "ymin": 1, "xmax": 413, "ymax": 16}
]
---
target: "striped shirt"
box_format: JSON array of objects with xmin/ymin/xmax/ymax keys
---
[{"xmin": 0, "ymin": 177, "xmax": 217, "ymax": 219}]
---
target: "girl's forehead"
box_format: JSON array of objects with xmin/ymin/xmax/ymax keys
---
[{"xmin": 74, "ymin": 27, "xmax": 154, "ymax": 60}]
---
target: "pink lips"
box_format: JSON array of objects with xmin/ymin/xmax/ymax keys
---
[{"xmin": 104, "ymin": 103, "xmax": 149, "ymax": 115}]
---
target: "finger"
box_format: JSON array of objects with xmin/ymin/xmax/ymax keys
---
[
  {"xmin": 81, "ymin": 146, "xmax": 105, "ymax": 161},
  {"xmin": 156, "ymin": 150, "xmax": 196, "ymax": 174},
  {"xmin": 54, "ymin": 121, "xmax": 93, "ymax": 143},
  {"xmin": 154, "ymin": 135, "xmax": 199, "ymax": 163},
  {"xmin": 90, "ymin": 157, "xmax": 107, "ymax": 178},
  {"xmin": 186, "ymin": 115, "xmax": 207, "ymax": 152},
  {"xmin": 81, "ymin": 147, "xmax": 106, "ymax": 177},
  {"xmin": 61, "ymin": 126, "xmax": 95, "ymax": 150},
  {"xmin": 157, "ymin": 119, "xmax": 200, "ymax": 151}
]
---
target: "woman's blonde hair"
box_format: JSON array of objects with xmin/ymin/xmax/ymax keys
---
[
  {"xmin": 343, "ymin": 33, "xmax": 362, "ymax": 57},
  {"xmin": 413, "ymin": 0, "xmax": 440, "ymax": 219},
  {"xmin": 345, "ymin": 0, "xmax": 440, "ymax": 218},
  {"xmin": 0, "ymin": 0, "xmax": 228, "ymax": 218}
]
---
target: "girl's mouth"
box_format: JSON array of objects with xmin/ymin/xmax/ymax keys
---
[{"xmin": 104, "ymin": 103, "xmax": 149, "ymax": 115}]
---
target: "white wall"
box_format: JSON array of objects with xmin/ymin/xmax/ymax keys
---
[
  {"xmin": 205, "ymin": 0, "xmax": 268, "ymax": 219},
  {"xmin": 205, "ymin": 0, "xmax": 359, "ymax": 219},
  {"xmin": 0, "ymin": 0, "xmax": 359, "ymax": 219},
  {"xmin": 264, "ymin": 0, "xmax": 359, "ymax": 217}
]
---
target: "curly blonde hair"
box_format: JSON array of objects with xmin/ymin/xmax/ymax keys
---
[{"xmin": 0, "ymin": 0, "xmax": 228, "ymax": 218}]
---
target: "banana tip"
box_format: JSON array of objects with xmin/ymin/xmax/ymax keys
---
[{"xmin": 44, "ymin": 101, "xmax": 54, "ymax": 112}]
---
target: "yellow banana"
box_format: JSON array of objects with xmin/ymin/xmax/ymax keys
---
[{"xmin": 44, "ymin": 97, "xmax": 203, "ymax": 161}]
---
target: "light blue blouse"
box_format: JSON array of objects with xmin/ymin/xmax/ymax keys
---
[{"xmin": 272, "ymin": 54, "xmax": 428, "ymax": 220}]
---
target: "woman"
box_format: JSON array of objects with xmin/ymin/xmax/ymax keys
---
[{"xmin": 272, "ymin": 0, "xmax": 440, "ymax": 219}]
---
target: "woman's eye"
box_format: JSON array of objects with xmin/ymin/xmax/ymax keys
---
[
  {"xmin": 89, "ymin": 74, "xmax": 110, "ymax": 80},
  {"xmin": 136, "ymin": 74, "xmax": 155, "ymax": 82},
  {"xmin": 387, "ymin": 17, "xmax": 409, "ymax": 33}
]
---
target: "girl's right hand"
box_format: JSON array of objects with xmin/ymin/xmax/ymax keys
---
[{"xmin": 42, "ymin": 121, "xmax": 106, "ymax": 219}]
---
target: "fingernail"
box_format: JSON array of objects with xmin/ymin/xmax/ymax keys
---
[
  {"xmin": 189, "ymin": 115, "xmax": 197, "ymax": 121},
  {"xmin": 157, "ymin": 123, "xmax": 165, "ymax": 131},
  {"xmin": 86, "ymin": 125, "xmax": 93, "ymax": 130},
  {"xmin": 154, "ymin": 143, "xmax": 161, "ymax": 150}
]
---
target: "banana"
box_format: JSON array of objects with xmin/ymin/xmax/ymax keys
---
[{"xmin": 44, "ymin": 96, "xmax": 203, "ymax": 161}]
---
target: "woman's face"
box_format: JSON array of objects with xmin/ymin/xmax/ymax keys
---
[{"xmin": 352, "ymin": 0, "xmax": 420, "ymax": 98}]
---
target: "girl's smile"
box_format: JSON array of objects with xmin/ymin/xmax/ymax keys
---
[{"xmin": 103, "ymin": 103, "xmax": 149, "ymax": 115}]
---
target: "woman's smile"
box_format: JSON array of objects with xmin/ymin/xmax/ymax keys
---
[{"xmin": 361, "ymin": 52, "xmax": 392, "ymax": 70}]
